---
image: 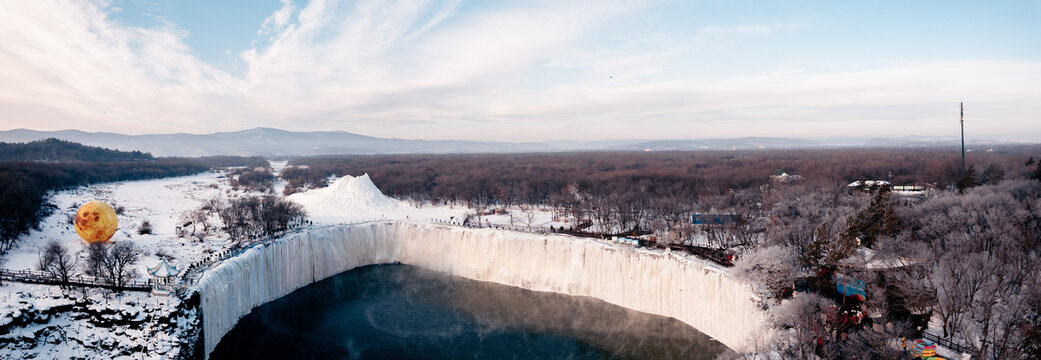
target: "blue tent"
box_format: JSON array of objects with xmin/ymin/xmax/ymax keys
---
[{"xmin": 835, "ymin": 275, "xmax": 867, "ymax": 301}]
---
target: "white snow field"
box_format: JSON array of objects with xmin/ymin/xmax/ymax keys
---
[
  {"xmin": 198, "ymin": 222, "xmax": 769, "ymax": 358},
  {"xmin": 5, "ymin": 171, "xmax": 230, "ymax": 273}
]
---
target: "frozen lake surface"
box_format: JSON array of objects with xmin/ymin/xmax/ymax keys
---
[{"xmin": 211, "ymin": 264, "xmax": 730, "ymax": 360}]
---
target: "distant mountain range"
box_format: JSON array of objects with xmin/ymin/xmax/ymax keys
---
[
  {"xmin": 863, "ymin": 135, "xmax": 1027, "ymax": 147},
  {"xmin": 0, "ymin": 128, "xmax": 1031, "ymax": 157},
  {"xmin": 612, "ymin": 137, "xmax": 821, "ymax": 151},
  {"xmin": 0, "ymin": 128, "xmax": 556, "ymax": 157}
]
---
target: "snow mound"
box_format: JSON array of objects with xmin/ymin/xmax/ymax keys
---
[{"xmin": 287, "ymin": 174, "xmax": 406, "ymax": 222}]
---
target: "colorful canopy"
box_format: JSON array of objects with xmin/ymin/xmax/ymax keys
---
[
  {"xmin": 147, "ymin": 257, "xmax": 181, "ymax": 278},
  {"xmin": 911, "ymin": 339, "xmax": 937, "ymax": 357}
]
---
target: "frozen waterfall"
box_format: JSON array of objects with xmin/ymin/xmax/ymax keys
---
[{"xmin": 197, "ymin": 222, "xmax": 769, "ymax": 358}]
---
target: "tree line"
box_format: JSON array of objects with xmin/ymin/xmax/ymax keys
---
[
  {"xmin": 283, "ymin": 146, "xmax": 1038, "ymax": 243},
  {"xmin": 0, "ymin": 138, "xmax": 151, "ymax": 162}
]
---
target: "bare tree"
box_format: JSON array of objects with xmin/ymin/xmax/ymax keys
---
[
  {"xmin": 137, "ymin": 220, "xmax": 153, "ymax": 235},
  {"xmin": 97, "ymin": 241, "xmax": 140, "ymax": 290},
  {"xmin": 966, "ymin": 253, "xmax": 1036, "ymax": 359},
  {"xmin": 37, "ymin": 240, "xmax": 78, "ymax": 287},
  {"xmin": 178, "ymin": 208, "xmax": 210, "ymax": 237},
  {"xmin": 518, "ymin": 205, "xmax": 537, "ymax": 229},
  {"xmin": 82, "ymin": 242, "xmax": 106, "ymax": 279},
  {"xmin": 930, "ymin": 252, "xmax": 989, "ymax": 339},
  {"xmin": 215, "ymin": 195, "xmax": 306, "ymax": 242}
]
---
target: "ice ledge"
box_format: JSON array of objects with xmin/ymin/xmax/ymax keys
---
[{"xmin": 197, "ymin": 221, "xmax": 768, "ymax": 358}]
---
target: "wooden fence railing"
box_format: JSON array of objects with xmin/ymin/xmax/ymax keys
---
[
  {"xmin": 921, "ymin": 330, "xmax": 970, "ymax": 355},
  {"xmin": 0, "ymin": 268, "xmax": 151, "ymax": 291}
]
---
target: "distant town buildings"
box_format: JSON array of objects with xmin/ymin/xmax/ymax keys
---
[
  {"xmin": 847, "ymin": 180, "xmax": 931, "ymax": 199},
  {"xmin": 691, "ymin": 213, "xmax": 740, "ymax": 225}
]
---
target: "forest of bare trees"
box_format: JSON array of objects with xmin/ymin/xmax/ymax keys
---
[{"xmin": 283, "ymin": 146, "xmax": 1041, "ymax": 358}]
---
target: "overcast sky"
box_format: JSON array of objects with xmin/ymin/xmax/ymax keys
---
[{"xmin": 1, "ymin": 0, "xmax": 1038, "ymax": 142}]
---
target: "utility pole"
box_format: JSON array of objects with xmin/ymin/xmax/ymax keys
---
[{"xmin": 960, "ymin": 102, "xmax": 965, "ymax": 172}]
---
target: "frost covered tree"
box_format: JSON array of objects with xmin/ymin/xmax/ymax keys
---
[
  {"xmin": 900, "ymin": 180, "xmax": 1041, "ymax": 358},
  {"xmin": 765, "ymin": 183, "xmax": 855, "ymax": 250},
  {"xmin": 37, "ymin": 240, "xmax": 77, "ymax": 287},
  {"xmin": 929, "ymin": 252, "xmax": 988, "ymax": 339},
  {"xmin": 969, "ymin": 259, "xmax": 1035, "ymax": 359},
  {"xmin": 768, "ymin": 293, "xmax": 839, "ymax": 359},
  {"xmin": 733, "ymin": 245, "xmax": 800, "ymax": 304}
]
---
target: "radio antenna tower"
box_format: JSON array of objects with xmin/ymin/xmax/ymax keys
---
[{"xmin": 960, "ymin": 102, "xmax": 965, "ymax": 171}]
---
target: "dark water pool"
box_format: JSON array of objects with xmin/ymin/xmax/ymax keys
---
[{"xmin": 211, "ymin": 264, "xmax": 730, "ymax": 360}]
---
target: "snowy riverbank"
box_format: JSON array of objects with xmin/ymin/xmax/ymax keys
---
[{"xmin": 198, "ymin": 221, "xmax": 769, "ymax": 358}]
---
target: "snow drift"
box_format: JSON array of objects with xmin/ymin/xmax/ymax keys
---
[
  {"xmin": 197, "ymin": 222, "xmax": 768, "ymax": 358},
  {"xmin": 286, "ymin": 174, "xmax": 408, "ymax": 222}
]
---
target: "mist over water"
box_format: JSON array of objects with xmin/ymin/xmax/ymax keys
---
[{"xmin": 212, "ymin": 264, "xmax": 731, "ymax": 360}]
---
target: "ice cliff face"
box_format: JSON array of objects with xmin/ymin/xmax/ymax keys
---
[{"xmin": 197, "ymin": 222, "xmax": 768, "ymax": 358}]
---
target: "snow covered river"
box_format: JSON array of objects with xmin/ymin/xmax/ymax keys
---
[{"xmin": 210, "ymin": 264, "xmax": 730, "ymax": 359}]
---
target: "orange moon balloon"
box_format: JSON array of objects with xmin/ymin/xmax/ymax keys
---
[{"xmin": 74, "ymin": 201, "xmax": 118, "ymax": 244}]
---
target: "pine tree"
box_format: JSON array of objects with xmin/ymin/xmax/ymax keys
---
[
  {"xmin": 845, "ymin": 186, "xmax": 901, "ymax": 248},
  {"xmin": 957, "ymin": 165, "xmax": 980, "ymax": 192}
]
